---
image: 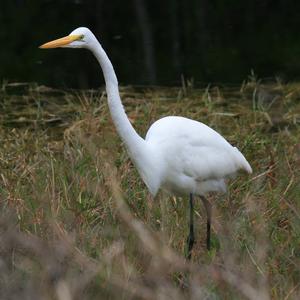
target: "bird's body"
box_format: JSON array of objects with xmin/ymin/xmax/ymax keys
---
[
  {"xmin": 40, "ymin": 27, "xmax": 252, "ymax": 256},
  {"xmin": 143, "ymin": 116, "xmax": 251, "ymax": 197}
]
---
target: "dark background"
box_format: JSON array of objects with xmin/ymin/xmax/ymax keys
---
[{"xmin": 1, "ymin": 0, "xmax": 300, "ymax": 88}]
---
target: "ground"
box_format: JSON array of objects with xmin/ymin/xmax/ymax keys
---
[{"xmin": 0, "ymin": 79, "xmax": 299, "ymax": 299}]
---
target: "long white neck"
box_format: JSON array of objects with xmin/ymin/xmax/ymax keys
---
[
  {"xmin": 91, "ymin": 41, "xmax": 145, "ymax": 155},
  {"xmin": 89, "ymin": 40, "xmax": 161, "ymax": 195}
]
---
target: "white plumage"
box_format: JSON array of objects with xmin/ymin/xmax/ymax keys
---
[
  {"xmin": 145, "ymin": 116, "xmax": 251, "ymax": 196},
  {"xmin": 40, "ymin": 27, "xmax": 252, "ymax": 256}
]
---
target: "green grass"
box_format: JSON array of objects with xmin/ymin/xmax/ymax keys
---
[{"xmin": 0, "ymin": 80, "xmax": 300, "ymax": 299}]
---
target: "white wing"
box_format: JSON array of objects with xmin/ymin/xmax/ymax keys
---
[{"xmin": 146, "ymin": 116, "xmax": 252, "ymax": 184}]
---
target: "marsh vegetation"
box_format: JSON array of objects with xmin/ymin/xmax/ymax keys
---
[{"xmin": 0, "ymin": 80, "xmax": 299, "ymax": 299}]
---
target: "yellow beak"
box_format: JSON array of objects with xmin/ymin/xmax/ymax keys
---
[{"xmin": 39, "ymin": 35, "xmax": 82, "ymax": 49}]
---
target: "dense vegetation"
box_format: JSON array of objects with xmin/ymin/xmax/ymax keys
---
[
  {"xmin": 2, "ymin": 0, "xmax": 300, "ymax": 87},
  {"xmin": 0, "ymin": 80, "xmax": 299, "ymax": 299}
]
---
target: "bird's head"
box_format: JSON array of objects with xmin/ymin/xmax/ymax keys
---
[{"xmin": 39, "ymin": 27, "xmax": 96, "ymax": 49}]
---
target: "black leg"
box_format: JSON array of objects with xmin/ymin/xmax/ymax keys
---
[
  {"xmin": 200, "ymin": 196, "xmax": 212, "ymax": 251},
  {"xmin": 186, "ymin": 193, "xmax": 195, "ymax": 260}
]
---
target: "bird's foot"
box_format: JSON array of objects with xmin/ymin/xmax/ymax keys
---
[{"xmin": 186, "ymin": 233, "xmax": 195, "ymax": 260}]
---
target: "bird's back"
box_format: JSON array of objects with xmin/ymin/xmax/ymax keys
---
[{"xmin": 145, "ymin": 116, "xmax": 252, "ymax": 196}]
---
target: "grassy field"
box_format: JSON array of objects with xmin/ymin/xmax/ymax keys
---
[{"xmin": 0, "ymin": 80, "xmax": 299, "ymax": 299}]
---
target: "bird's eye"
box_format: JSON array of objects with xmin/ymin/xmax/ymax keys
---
[{"xmin": 79, "ymin": 34, "xmax": 85, "ymax": 41}]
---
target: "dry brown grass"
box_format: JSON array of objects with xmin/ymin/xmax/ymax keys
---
[{"xmin": 0, "ymin": 81, "xmax": 299, "ymax": 299}]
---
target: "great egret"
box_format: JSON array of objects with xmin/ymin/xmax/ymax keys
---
[{"xmin": 40, "ymin": 27, "xmax": 252, "ymax": 258}]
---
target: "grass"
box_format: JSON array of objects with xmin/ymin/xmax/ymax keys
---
[{"xmin": 0, "ymin": 80, "xmax": 300, "ymax": 299}]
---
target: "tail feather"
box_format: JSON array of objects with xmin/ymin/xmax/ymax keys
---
[{"xmin": 233, "ymin": 147, "xmax": 252, "ymax": 174}]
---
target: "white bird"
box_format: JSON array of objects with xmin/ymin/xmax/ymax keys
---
[{"xmin": 40, "ymin": 27, "xmax": 252, "ymax": 258}]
